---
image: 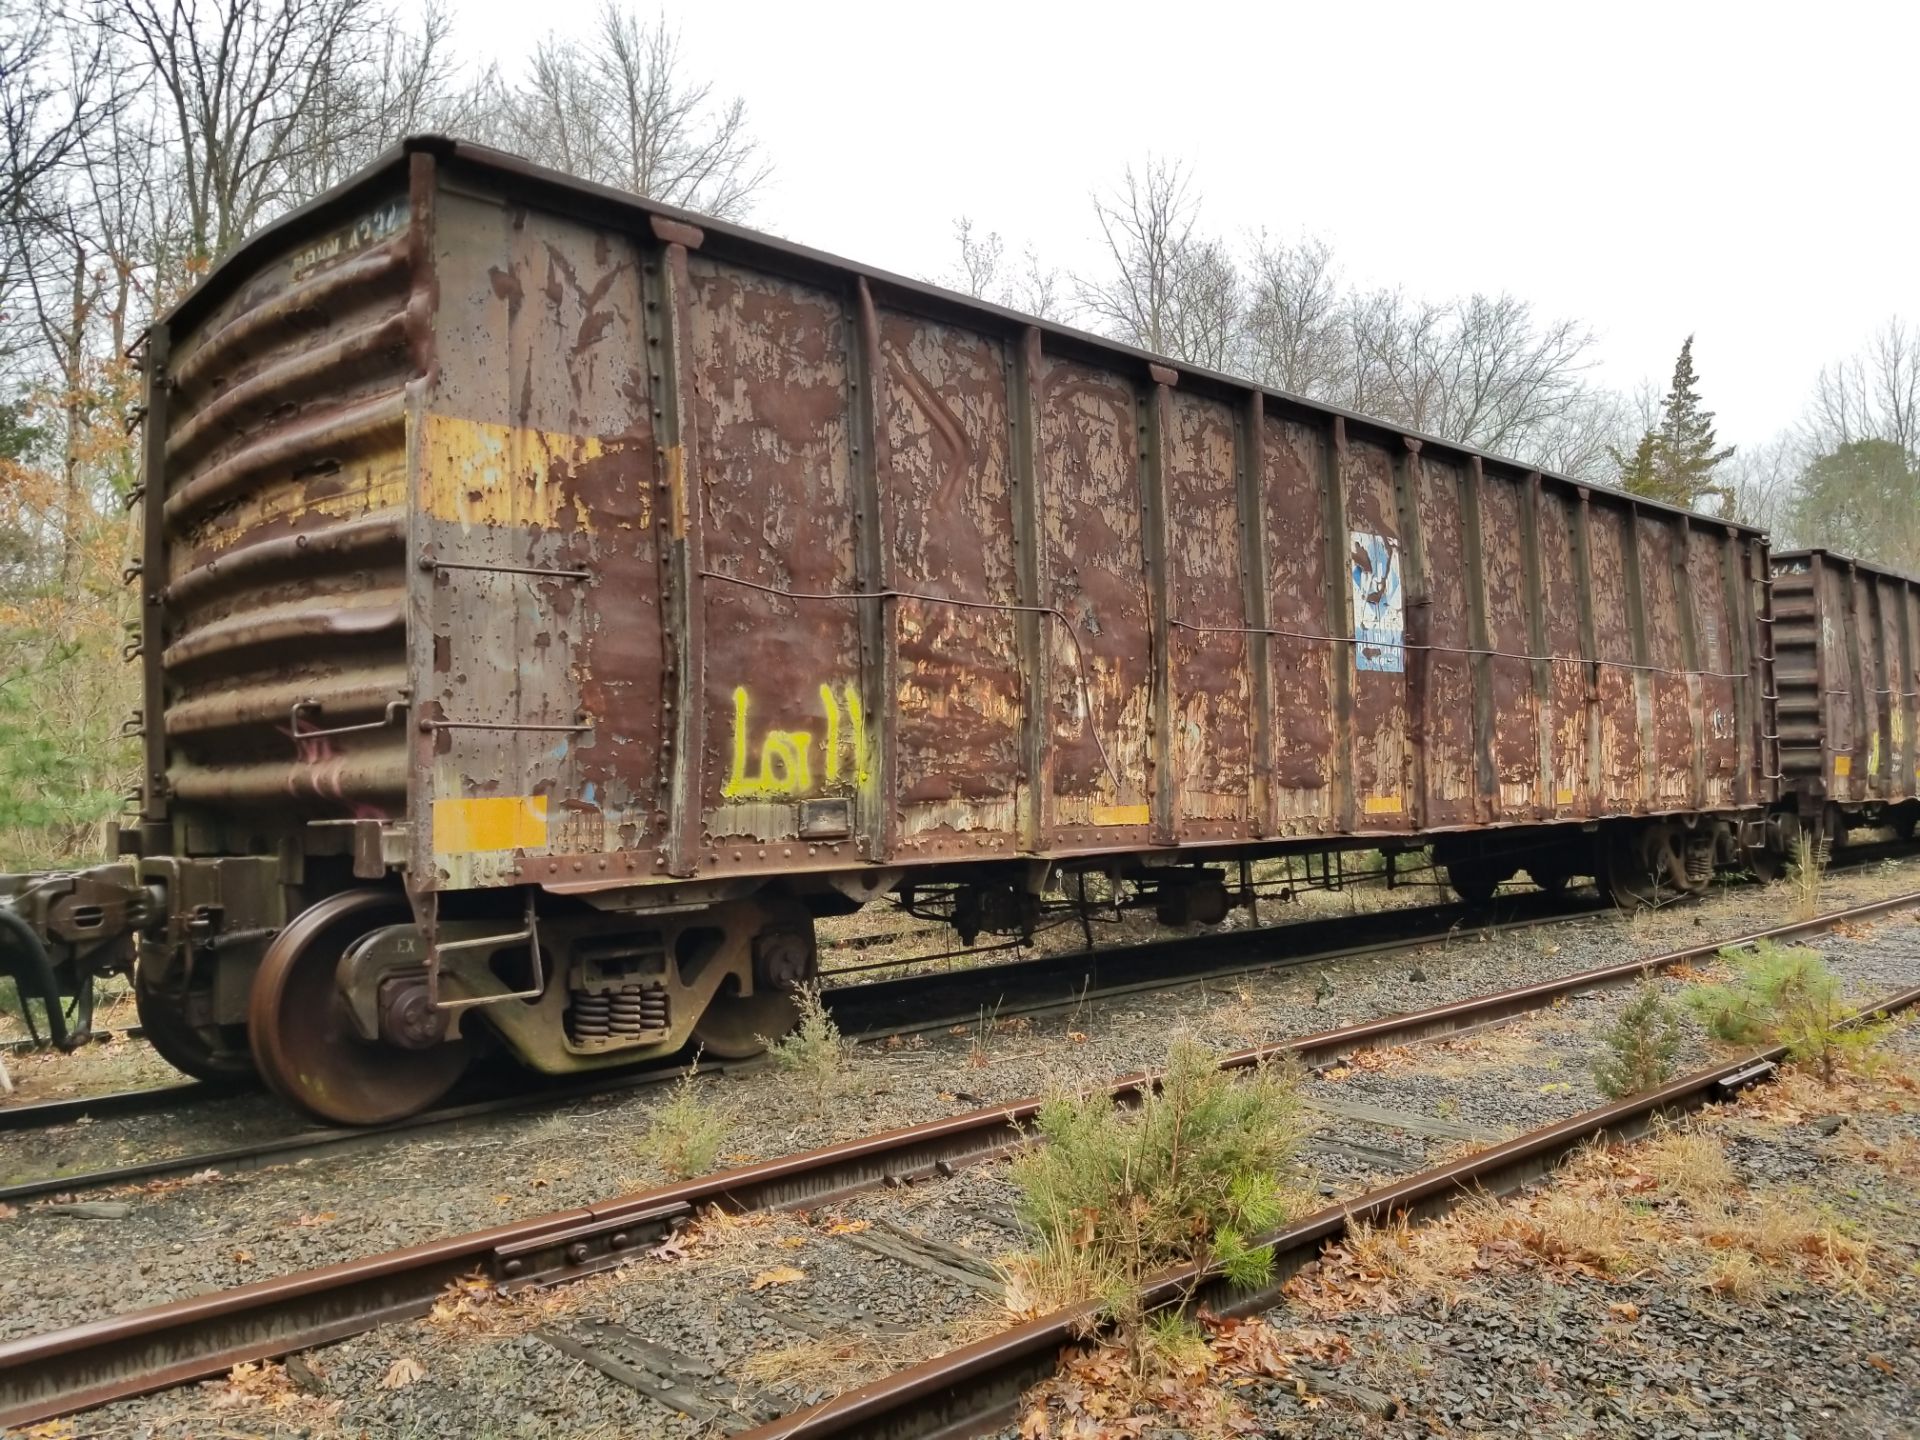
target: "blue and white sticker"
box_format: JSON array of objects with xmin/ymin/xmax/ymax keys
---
[{"xmin": 1351, "ymin": 530, "xmax": 1404, "ymax": 674}]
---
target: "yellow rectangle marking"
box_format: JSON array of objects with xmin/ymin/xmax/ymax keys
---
[
  {"xmin": 1362, "ymin": 794, "xmax": 1403, "ymax": 815},
  {"xmin": 434, "ymin": 795, "xmax": 549, "ymax": 854},
  {"xmin": 1555, "ymin": 787, "xmax": 1576, "ymax": 806},
  {"xmin": 1833, "ymin": 755, "xmax": 1851, "ymax": 777},
  {"xmin": 1089, "ymin": 803, "xmax": 1151, "ymax": 827},
  {"xmin": 421, "ymin": 413, "xmax": 638, "ymax": 534}
]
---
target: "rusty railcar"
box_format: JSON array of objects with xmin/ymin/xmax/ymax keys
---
[
  {"xmin": 1771, "ymin": 548, "xmax": 1920, "ymax": 847},
  {"xmin": 0, "ymin": 139, "xmax": 1783, "ymax": 1121}
]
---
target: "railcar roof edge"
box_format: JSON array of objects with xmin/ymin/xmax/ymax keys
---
[
  {"xmin": 161, "ymin": 132, "xmax": 1765, "ymax": 539},
  {"xmin": 1772, "ymin": 546, "xmax": 1920, "ymax": 587}
]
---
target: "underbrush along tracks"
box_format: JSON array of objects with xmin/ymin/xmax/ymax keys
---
[
  {"xmin": 742, "ymin": 976, "xmax": 1920, "ymax": 1440},
  {"xmin": 2, "ymin": 889, "xmax": 1916, "ymax": 1430}
]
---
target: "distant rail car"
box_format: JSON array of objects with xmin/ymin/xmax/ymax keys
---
[
  {"xmin": 0, "ymin": 137, "xmax": 1822, "ymax": 1122},
  {"xmin": 1771, "ymin": 548, "xmax": 1920, "ymax": 854}
]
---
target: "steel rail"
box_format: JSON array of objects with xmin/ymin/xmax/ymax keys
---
[
  {"xmin": 737, "ymin": 976, "xmax": 1920, "ymax": 1440},
  {"xmin": 0, "ymin": 891, "xmax": 1609, "ymax": 1199},
  {"xmin": 2, "ymin": 888, "xmax": 1916, "ymax": 1429},
  {"xmin": 7, "ymin": 834, "xmax": 1911, "ymax": 1131}
]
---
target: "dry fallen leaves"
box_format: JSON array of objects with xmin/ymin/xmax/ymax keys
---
[
  {"xmin": 749, "ymin": 1264, "xmax": 806, "ymax": 1290},
  {"xmin": 381, "ymin": 1356, "xmax": 427, "ymax": 1389}
]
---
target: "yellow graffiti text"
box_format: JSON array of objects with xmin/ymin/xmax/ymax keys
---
[{"xmin": 723, "ymin": 684, "xmax": 868, "ymax": 800}]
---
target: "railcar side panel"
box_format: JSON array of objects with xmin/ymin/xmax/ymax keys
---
[
  {"xmin": 1412, "ymin": 454, "xmax": 1475, "ymax": 828},
  {"xmin": 1686, "ymin": 529, "xmax": 1738, "ymax": 809},
  {"xmin": 1262, "ymin": 417, "xmax": 1337, "ymax": 833},
  {"xmin": 1165, "ymin": 390, "xmax": 1254, "ymax": 838},
  {"xmin": 1636, "ymin": 517, "xmax": 1690, "ymax": 810},
  {"xmin": 876, "ymin": 311, "xmax": 1023, "ymax": 853},
  {"xmin": 1822, "ymin": 563, "xmax": 1861, "ymax": 803},
  {"xmin": 1037, "ymin": 358, "xmax": 1154, "ymax": 846},
  {"xmin": 1865, "ymin": 573, "xmax": 1895, "ymax": 797},
  {"xmin": 1585, "ymin": 507, "xmax": 1642, "ymax": 812},
  {"xmin": 686, "ymin": 260, "xmax": 863, "ymax": 856},
  {"xmin": 1538, "ymin": 490, "xmax": 1590, "ymax": 816},
  {"xmin": 1480, "ymin": 475, "xmax": 1540, "ymax": 818}
]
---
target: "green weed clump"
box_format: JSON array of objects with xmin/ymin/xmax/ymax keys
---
[
  {"xmin": 642, "ymin": 1056, "xmax": 729, "ymax": 1180},
  {"xmin": 762, "ymin": 984, "xmax": 849, "ymax": 1110},
  {"xmin": 1689, "ymin": 942, "xmax": 1882, "ymax": 1082},
  {"xmin": 1007, "ymin": 1037, "xmax": 1306, "ymax": 1378},
  {"xmin": 1593, "ymin": 981, "xmax": 1685, "ymax": 1100}
]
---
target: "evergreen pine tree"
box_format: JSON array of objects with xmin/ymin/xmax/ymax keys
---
[
  {"xmin": 1614, "ymin": 337, "xmax": 1737, "ymax": 511},
  {"xmin": 1611, "ymin": 428, "xmax": 1659, "ymax": 497},
  {"xmin": 1654, "ymin": 336, "xmax": 1735, "ymax": 508}
]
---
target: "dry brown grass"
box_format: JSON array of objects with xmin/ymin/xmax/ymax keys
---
[
  {"xmin": 1343, "ymin": 1211, "xmax": 1478, "ymax": 1297},
  {"xmin": 1702, "ymin": 1248, "xmax": 1767, "ymax": 1299},
  {"xmin": 1640, "ymin": 1127, "xmax": 1737, "ymax": 1201},
  {"xmin": 742, "ymin": 1333, "xmax": 906, "ymax": 1393}
]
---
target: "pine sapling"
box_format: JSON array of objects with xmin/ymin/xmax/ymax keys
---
[
  {"xmin": 1592, "ymin": 981, "xmax": 1684, "ymax": 1100},
  {"xmin": 1005, "ymin": 1037, "xmax": 1306, "ymax": 1384}
]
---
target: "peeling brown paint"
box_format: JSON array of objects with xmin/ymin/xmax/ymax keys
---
[{"xmin": 146, "ymin": 149, "xmax": 1782, "ymax": 904}]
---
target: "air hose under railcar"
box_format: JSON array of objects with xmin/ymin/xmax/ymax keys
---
[{"xmin": 0, "ymin": 904, "xmax": 80, "ymax": 1050}]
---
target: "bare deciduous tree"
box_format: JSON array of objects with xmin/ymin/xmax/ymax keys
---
[
  {"xmin": 1079, "ymin": 157, "xmax": 1235, "ymax": 365},
  {"xmin": 109, "ymin": 0, "xmax": 392, "ymax": 259},
  {"xmin": 1723, "ymin": 432, "xmax": 1802, "ymax": 533},
  {"xmin": 949, "ymin": 215, "xmax": 1002, "ymax": 300},
  {"xmin": 481, "ymin": 4, "xmax": 768, "ymax": 219},
  {"xmin": 279, "ymin": 0, "xmax": 470, "ymax": 201},
  {"xmin": 0, "ymin": 4, "xmax": 117, "ymax": 225},
  {"xmin": 1803, "ymin": 317, "xmax": 1919, "ymax": 457},
  {"xmin": 1243, "ymin": 233, "xmax": 1346, "ymax": 397},
  {"xmin": 945, "ymin": 214, "xmax": 1067, "ymax": 321}
]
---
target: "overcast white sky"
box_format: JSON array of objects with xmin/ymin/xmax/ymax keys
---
[{"xmin": 452, "ymin": 0, "xmax": 1917, "ymax": 449}]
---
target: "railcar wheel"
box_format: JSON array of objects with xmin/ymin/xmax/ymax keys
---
[
  {"xmin": 692, "ymin": 985, "xmax": 804, "ymax": 1060},
  {"xmin": 248, "ymin": 890, "xmax": 469, "ymax": 1125},
  {"xmin": 1527, "ymin": 866, "xmax": 1571, "ymax": 895},
  {"xmin": 133, "ymin": 978, "xmax": 254, "ymax": 1083},
  {"xmin": 691, "ymin": 911, "xmax": 815, "ymax": 1059},
  {"xmin": 1445, "ymin": 865, "xmax": 1501, "ymax": 908},
  {"xmin": 1602, "ymin": 822, "xmax": 1704, "ymax": 907}
]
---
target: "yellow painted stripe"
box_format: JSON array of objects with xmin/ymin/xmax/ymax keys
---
[
  {"xmin": 434, "ymin": 795, "xmax": 549, "ymax": 854},
  {"xmin": 421, "ymin": 412, "xmax": 637, "ymax": 534},
  {"xmin": 1089, "ymin": 803, "xmax": 1151, "ymax": 827},
  {"xmin": 1362, "ymin": 794, "xmax": 1403, "ymax": 815}
]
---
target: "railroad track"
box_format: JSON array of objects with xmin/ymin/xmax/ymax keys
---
[
  {"xmin": 4, "ymin": 843, "xmax": 1912, "ymax": 1202},
  {"xmin": 739, "ymin": 976, "xmax": 1920, "ymax": 1440},
  {"xmin": 4, "ymin": 888, "xmax": 1915, "ymax": 1431},
  {"xmin": 0, "ymin": 889, "xmax": 1605, "ymax": 1200}
]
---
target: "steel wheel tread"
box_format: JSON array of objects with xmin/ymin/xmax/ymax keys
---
[{"xmin": 248, "ymin": 889, "xmax": 469, "ymax": 1125}]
